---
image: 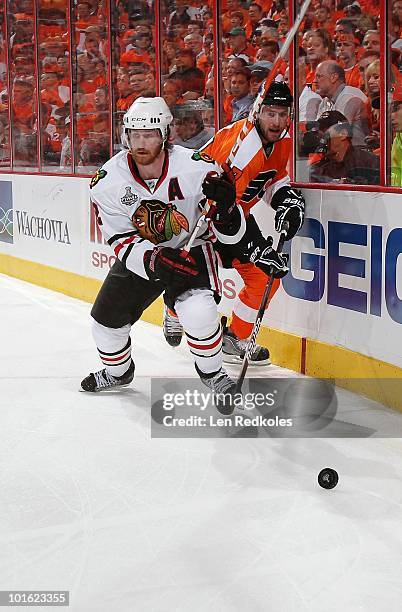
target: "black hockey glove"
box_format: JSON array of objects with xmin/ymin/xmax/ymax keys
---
[
  {"xmin": 144, "ymin": 247, "xmax": 199, "ymax": 285},
  {"xmin": 249, "ymin": 236, "xmax": 289, "ymax": 279},
  {"xmin": 271, "ymin": 187, "xmax": 305, "ymax": 240},
  {"xmin": 202, "ymin": 173, "xmax": 237, "ymax": 225}
]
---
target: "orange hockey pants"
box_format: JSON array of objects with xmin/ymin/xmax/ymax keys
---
[{"xmin": 230, "ymin": 259, "xmax": 280, "ymax": 339}]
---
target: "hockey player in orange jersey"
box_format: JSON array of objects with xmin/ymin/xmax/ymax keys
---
[{"xmin": 163, "ymin": 81, "xmax": 305, "ymax": 365}]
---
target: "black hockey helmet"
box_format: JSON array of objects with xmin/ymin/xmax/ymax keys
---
[
  {"xmin": 256, "ymin": 81, "xmax": 293, "ymax": 147},
  {"xmin": 261, "ymin": 81, "xmax": 293, "ymax": 109}
]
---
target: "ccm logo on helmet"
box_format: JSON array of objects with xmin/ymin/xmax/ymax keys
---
[{"xmin": 130, "ymin": 117, "xmax": 162, "ymax": 123}]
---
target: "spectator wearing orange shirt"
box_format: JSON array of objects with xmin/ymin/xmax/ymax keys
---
[
  {"xmin": 358, "ymin": 49, "xmax": 380, "ymax": 92},
  {"xmin": 39, "ymin": 37, "xmax": 66, "ymax": 65},
  {"xmin": 76, "ymin": 2, "xmax": 98, "ymax": 31},
  {"xmin": 183, "ymin": 33, "xmax": 210, "ymax": 74},
  {"xmin": 221, "ymin": 0, "xmax": 250, "ymax": 34},
  {"xmin": 321, "ymin": 0, "xmax": 344, "ymax": 23},
  {"xmin": 163, "ymin": 78, "xmax": 184, "ymax": 109},
  {"xmin": 76, "ymin": 83, "xmax": 108, "ymax": 143},
  {"xmin": 334, "ymin": 18, "xmax": 355, "ymax": 43},
  {"xmin": 12, "ymin": 77, "xmax": 37, "ymax": 166},
  {"xmin": 12, "ymin": 78, "xmax": 36, "ymax": 134},
  {"xmin": 116, "ymin": 67, "xmax": 137, "ymax": 111},
  {"xmin": 13, "ymin": 54, "xmax": 35, "ymax": 79},
  {"xmin": 255, "ymin": 0, "xmax": 273, "ymax": 13},
  {"xmin": 40, "ymin": 71, "xmax": 64, "ymax": 110},
  {"xmin": 171, "ymin": 49, "xmax": 205, "ymax": 99},
  {"xmin": 228, "ymin": 11, "xmax": 246, "ymax": 30},
  {"xmin": 120, "ymin": 32, "xmax": 153, "ymax": 67},
  {"xmin": 313, "ymin": 3, "xmax": 335, "ymax": 37},
  {"xmin": 56, "ymin": 55, "xmax": 70, "ymax": 88},
  {"xmin": 92, "ymin": 58, "xmax": 107, "ymax": 88},
  {"xmin": 305, "ymin": 28, "xmax": 332, "ymax": 84},
  {"xmin": 128, "ymin": 70, "xmax": 152, "ymax": 99},
  {"xmin": 245, "ymin": 3, "xmax": 264, "ymax": 40},
  {"xmin": 358, "ymin": 0, "xmax": 380, "ymax": 19},
  {"xmin": 336, "ymin": 36, "xmax": 360, "ymax": 87}
]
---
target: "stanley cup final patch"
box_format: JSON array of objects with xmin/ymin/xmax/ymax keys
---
[{"xmin": 120, "ymin": 186, "xmax": 138, "ymax": 206}]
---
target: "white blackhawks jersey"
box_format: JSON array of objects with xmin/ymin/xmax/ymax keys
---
[{"xmin": 89, "ymin": 146, "xmax": 245, "ymax": 279}]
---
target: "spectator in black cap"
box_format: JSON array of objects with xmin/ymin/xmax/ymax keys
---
[
  {"xmin": 301, "ymin": 109, "xmax": 347, "ymax": 157},
  {"xmin": 310, "ymin": 115, "xmax": 379, "ymax": 184},
  {"xmin": 249, "ymin": 64, "xmax": 270, "ymax": 97}
]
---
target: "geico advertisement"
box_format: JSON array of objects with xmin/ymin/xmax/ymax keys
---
[{"xmin": 283, "ymin": 219, "xmax": 402, "ymax": 325}]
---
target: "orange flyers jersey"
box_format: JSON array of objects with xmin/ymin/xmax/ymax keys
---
[{"xmin": 200, "ymin": 119, "xmax": 291, "ymax": 216}]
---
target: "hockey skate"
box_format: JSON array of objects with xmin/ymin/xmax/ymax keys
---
[
  {"xmin": 80, "ymin": 359, "xmax": 135, "ymax": 392},
  {"xmin": 222, "ymin": 318, "xmax": 270, "ymax": 365},
  {"xmin": 163, "ymin": 306, "xmax": 183, "ymax": 347},
  {"xmin": 195, "ymin": 364, "xmax": 238, "ymax": 415}
]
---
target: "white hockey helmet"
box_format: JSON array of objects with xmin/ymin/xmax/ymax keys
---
[{"xmin": 122, "ymin": 97, "xmax": 173, "ymax": 148}]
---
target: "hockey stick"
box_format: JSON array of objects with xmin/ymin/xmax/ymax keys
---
[
  {"xmin": 226, "ymin": 0, "xmax": 313, "ymax": 166},
  {"xmin": 181, "ymin": 197, "xmax": 212, "ymax": 256},
  {"xmin": 181, "ymin": 0, "xmax": 311, "ymax": 256},
  {"xmin": 236, "ymin": 222, "xmax": 289, "ymax": 393}
]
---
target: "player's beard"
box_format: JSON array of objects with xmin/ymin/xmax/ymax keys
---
[
  {"xmin": 260, "ymin": 124, "xmax": 286, "ymax": 143},
  {"xmin": 130, "ymin": 143, "xmax": 164, "ymax": 166}
]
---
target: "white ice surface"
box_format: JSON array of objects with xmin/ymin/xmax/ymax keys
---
[{"xmin": 1, "ymin": 274, "xmax": 402, "ymax": 612}]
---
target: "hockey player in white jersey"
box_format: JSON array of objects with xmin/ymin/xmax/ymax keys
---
[{"xmin": 81, "ymin": 97, "xmax": 287, "ymax": 406}]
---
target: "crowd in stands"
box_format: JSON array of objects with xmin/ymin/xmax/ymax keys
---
[{"xmin": 1, "ymin": 0, "xmax": 402, "ymax": 185}]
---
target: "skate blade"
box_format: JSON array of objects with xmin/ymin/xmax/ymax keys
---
[
  {"xmin": 79, "ymin": 382, "xmax": 133, "ymax": 393},
  {"xmin": 163, "ymin": 334, "xmax": 183, "ymax": 347},
  {"xmin": 222, "ymin": 353, "xmax": 271, "ymax": 366}
]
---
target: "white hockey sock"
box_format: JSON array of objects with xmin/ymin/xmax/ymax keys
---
[
  {"xmin": 175, "ymin": 289, "xmax": 222, "ymax": 374},
  {"xmin": 185, "ymin": 324, "xmax": 222, "ymax": 374},
  {"xmin": 92, "ymin": 320, "xmax": 132, "ymax": 378}
]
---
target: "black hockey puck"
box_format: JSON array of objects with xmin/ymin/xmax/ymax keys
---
[{"xmin": 318, "ymin": 468, "xmax": 339, "ymax": 489}]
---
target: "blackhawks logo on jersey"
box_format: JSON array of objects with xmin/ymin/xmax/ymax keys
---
[
  {"xmin": 132, "ymin": 200, "xmax": 189, "ymax": 244},
  {"xmin": 191, "ymin": 151, "xmax": 214, "ymax": 164},
  {"xmin": 90, "ymin": 168, "xmax": 107, "ymax": 189}
]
